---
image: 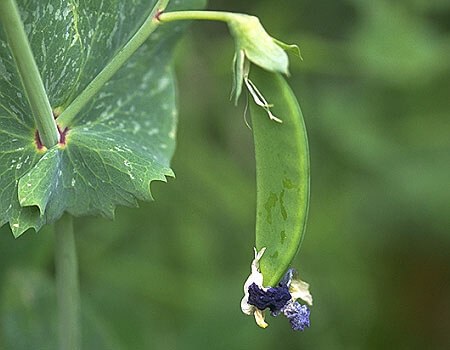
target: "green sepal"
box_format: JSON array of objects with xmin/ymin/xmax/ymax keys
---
[
  {"xmin": 230, "ymin": 49, "xmax": 245, "ymax": 105},
  {"xmin": 228, "ymin": 15, "xmax": 289, "ymax": 75},
  {"xmin": 273, "ymin": 38, "xmax": 303, "ymax": 61},
  {"xmin": 227, "ymin": 14, "xmax": 300, "ymax": 104}
]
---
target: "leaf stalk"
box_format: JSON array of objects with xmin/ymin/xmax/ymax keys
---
[
  {"xmin": 0, "ymin": 0, "xmax": 59, "ymax": 147},
  {"xmin": 158, "ymin": 10, "xmax": 237, "ymax": 23},
  {"xmin": 57, "ymin": 0, "xmax": 170, "ymax": 128},
  {"xmin": 57, "ymin": 7, "xmax": 249, "ymax": 129}
]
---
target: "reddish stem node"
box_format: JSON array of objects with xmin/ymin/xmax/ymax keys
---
[
  {"xmin": 58, "ymin": 125, "xmax": 69, "ymax": 146},
  {"xmin": 35, "ymin": 130, "xmax": 44, "ymax": 150},
  {"xmin": 35, "ymin": 125, "xmax": 70, "ymax": 150},
  {"xmin": 155, "ymin": 9, "xmax": 164, "ymax": 21}
]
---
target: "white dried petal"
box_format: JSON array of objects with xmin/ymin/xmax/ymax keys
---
[
  {"xmin": 254, "ymin": 309, "xmax": 268, "ymax": 328},
  {"xmin": 241, "ymin": 297, "xmax": 255, "ymax": 315},
  {"xmin": 241, "ymin": 247, "xmax": 269, "ymax": 328},
  {"xmin": 242, "ymin": 247, "xmax": 265, "ymax": 293},
  {"xmin": 290, "ymin": 278, "xmax": 313, "ymax": 306}
]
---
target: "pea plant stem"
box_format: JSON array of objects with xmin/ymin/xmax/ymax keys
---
[
  {"xmin": 57, "ymin": 0, "xmax": 170, "ymax": 128},
  {"xmin": 55, "ymin": 214, "xmax": 80, "ymax": 350},
  {"xmin": 0, "ymin": 0, "xmax": 59, "ymax": 148}
]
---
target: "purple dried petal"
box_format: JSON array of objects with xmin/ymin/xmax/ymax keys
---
[
  {"xmin": 283, "ymin": 301, "xmax": 310, "ymax": 331},
  {"xmin": 247, "ymin": 283, "xmax": 291, "ymax": 313}
]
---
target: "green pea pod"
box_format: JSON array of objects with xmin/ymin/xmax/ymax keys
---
[{"xmin": 249, "ymin": 67, "xmax": 310, "ymax": 287}]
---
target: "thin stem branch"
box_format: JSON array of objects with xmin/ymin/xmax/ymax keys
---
[
  {"xmin": 57, "ymin": 0, "xmax": 170, "ymax": 129},
  {"xmin": 55, "ymin": 214, "xmax": 80, "ymax": 350},
  {"xmin": 0, "ymin": 0, "xmax": 59, "ymax": 147},
  {"xmin": 158, "ymin": 10, "xmax": 237, "ymax": 23}
]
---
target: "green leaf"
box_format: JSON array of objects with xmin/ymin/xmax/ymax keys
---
[
  {"xmin": 249, "ymin": 67, "xmax": 310, "ymax": 287},
  {"xmin": 0, "ymin": 0, "xmax": 205, "ymax": 237}
]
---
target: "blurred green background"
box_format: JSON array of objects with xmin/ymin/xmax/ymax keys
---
[{"xmin": 1, "ymin": 0, "xmax": 449, "ymax": 349}]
